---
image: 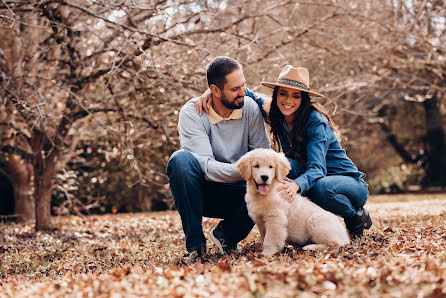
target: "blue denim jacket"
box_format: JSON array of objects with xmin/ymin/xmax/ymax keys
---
[{"xmin": 245, "ymin": 88, "xmax": 365, "ymax": 196}]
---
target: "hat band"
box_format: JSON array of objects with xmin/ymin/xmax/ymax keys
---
[{"xmin": 276, "ymin": 78, "xmax": 309, "ymax": 91}]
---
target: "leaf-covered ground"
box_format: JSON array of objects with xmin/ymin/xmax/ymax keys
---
[{"xmin": 1, "ymin": 194, "xmax": 445, "ymax": 297}]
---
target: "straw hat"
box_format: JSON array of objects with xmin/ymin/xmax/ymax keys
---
[{"xmin": 261, "ymin": 65, "xmax": 324, "ymax": 97}]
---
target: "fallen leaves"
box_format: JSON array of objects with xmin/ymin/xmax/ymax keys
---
[
  {"xmin": 252, "ymin": 258, "xmax": 267, "ymax": 267},
  {"xmin": 0, "ymin": 195, "xmax": 445, "ymax": 297}
]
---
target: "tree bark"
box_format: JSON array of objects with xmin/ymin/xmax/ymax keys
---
[
  {"xmin": 422, "ymin": 94, "xmax": 446, "ymax": 186},
  {"xmin": 7, "ymin": 156, "xmax": 34, "ymax": 221},
  {"xmin": 32, "ymin": 136, "xmax": 58, "ymax": 230},
  {"xmin": 34, "ymin": 170, "xmax": 55, "ymax": 230}
]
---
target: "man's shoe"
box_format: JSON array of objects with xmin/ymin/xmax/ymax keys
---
[
  {"xmin": 345, "ymin": 207, "xmax": 372, "ymax": 238},
  {"xmin": 346, "ymin": 222, "xmax": 364, "ymax": 238},
  {"xmin": 182, "ymin": 246, "xmax": 206, "ymax": 264},
  {"xmin": 357, "ymin": 207, "xmax": 372, "ymax": 229},
  {"xmin": 210, "ymin": 224, "xmax": 240, "ymax": 254}
]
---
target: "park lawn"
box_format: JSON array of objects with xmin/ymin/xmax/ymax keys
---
[{"xmin": 0, "ymin": 194, "xmax": 445, "ymax": 297}]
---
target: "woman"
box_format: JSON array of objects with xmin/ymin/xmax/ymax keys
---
[{"xmin": 196, "ymin": 65, "xmax": 372, "ymax": 238}]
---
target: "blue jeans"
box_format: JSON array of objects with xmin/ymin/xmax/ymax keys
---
[
  {"xmin": 166, "ymin": 150, "xmax": 254, "ymax": 252},
  {"xmin": 287, "ymin": 158, "xmax": 369, "ymax": 219}
]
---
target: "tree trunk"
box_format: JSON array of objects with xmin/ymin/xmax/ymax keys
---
[
  {"xmin": 34, "ymin": 172, "xmax": 55, "ymax": 230},
  {"xmin": 33, "ymin": 149, "xmax": 57, "ymax": 231},
  {"xmin": 422, "ymin": 94, "xmax": 446, "ymax": 186},
  {"xmin": 14, "ymin": 182, "xmax": 35, "ymax": 221},
  {"xmin": 7, "ymin": 156, "xmax": 34, "ymax": 221}
]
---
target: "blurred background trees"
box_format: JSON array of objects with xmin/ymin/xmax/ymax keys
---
[{"xmin": 0, "ymin": 0, "xmax": 444, "ymax": 229}]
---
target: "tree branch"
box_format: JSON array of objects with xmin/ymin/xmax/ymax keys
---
[
  {"xmin": 58, "ymin": 0, "xmax": 196, "ymax": 48},
  {"xmin": 69, "ymin": 108, "xmax": 158, "ymax": 129},
  {"xmin": 0, "ymin": 121, "xmax": 31, "ymax": 142},
  {"xmin": 1, "ymin": 144, "xmax": 33, "ymax": 161},
  {"xmin": 370, "ymin": 118, "xmax": 423, "ymax": 164}
]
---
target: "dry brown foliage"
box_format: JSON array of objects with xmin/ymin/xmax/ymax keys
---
[
  {"xmin": 1, "ymin": 194, "xmax": 445, "ymax": 297},
  {"xmin": 1, "ymin": 0, "xmax": 445, "ymax": 229}
]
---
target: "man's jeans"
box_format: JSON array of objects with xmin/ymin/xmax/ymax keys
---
[
  {"xmin": 166, "ymin": 150, "xmax": 254, "ymax": 252},
  {"xmin": 287, "ymin": 158, "xmax": 369, "ymax": 219}
]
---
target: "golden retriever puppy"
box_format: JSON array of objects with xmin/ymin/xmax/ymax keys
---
[{"xmin": 235, "ymin": 148, "xmax": 349, "ymax": 256}]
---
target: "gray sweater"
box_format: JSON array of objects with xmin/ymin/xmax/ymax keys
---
[{"xmin": 178, "ymin": 97, "xmax": 270, "ymax": 183}]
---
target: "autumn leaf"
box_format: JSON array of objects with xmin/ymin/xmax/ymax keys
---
[{"xmin": 0, "ymin": 194, "xmax": 445, "ymax": 297}]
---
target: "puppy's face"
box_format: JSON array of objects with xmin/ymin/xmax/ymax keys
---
[
  {"xmin": 236, "ymin": 149, "xmax": 291, "ymax": 196},
  {"xmin": 251, "ymin": 155, "xmax": 276, "ymax": 195}
]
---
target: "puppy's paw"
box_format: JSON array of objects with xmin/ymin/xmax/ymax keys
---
[
  {"xmin": 261, "ymin": 247, "xmax": 277, "ymax": 257},
  {"xmin": 302, "ymin": 244, "xmax": 327, "ymax": 251}
]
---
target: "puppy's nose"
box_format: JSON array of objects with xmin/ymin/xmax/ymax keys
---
[{"xmin": 261, "ymin": 175, "xmax": 268, "ymax": 182}]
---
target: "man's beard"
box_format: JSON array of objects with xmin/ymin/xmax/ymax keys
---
[{"xmin": 221, "ymin": 94, "xmax": 244, "ymax": 110}]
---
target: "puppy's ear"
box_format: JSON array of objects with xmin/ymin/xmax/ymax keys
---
[
  {"xmin": 275, "ymin": 152, "xmax": 291, "ymax": 181},
  {"xmin": 235, "ymin": 154, "xmax": 251, "ymax": 179}
]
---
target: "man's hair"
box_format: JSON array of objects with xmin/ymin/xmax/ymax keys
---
[{"xmin": 206, "ymin": 56, "xmax": 241, "ymax": 90}]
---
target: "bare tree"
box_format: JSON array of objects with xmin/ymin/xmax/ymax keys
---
[
  {"xmin": 0, "ymin": 0, "xmax": 207, "ymax": 229},
  {"xmin": 1, "ymin": 0, "xmax": 444, "ymax": 230},
  {"xmin": 236, "ymin": 0, "xmax": 445, "ymax": 187},
  {"xmin": 0, "ymin": 0, "xmax": 289, "ymax": 229}
]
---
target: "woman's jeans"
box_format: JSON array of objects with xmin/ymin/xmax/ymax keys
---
[
  {"xmin": 287, "ymin": 158, "xmax": 369, "ymax": 219},
  {"xmin": 166, "ymin": 150, "xmax": 254, "ymax": 252}
]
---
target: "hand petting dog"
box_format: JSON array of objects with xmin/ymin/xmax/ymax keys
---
[{"xmin": 277, "ymin": 178, "xmax": 300, "ymax": 203}]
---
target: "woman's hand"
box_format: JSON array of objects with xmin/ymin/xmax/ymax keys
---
[
  {"xmin": 277, "ymin": 180, "xmax": 301, "ymax": 203},
  {"xmin": 195, "ymin": 88, "xmax": 212, "ymax": 115}
]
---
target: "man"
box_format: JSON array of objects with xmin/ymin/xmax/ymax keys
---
[{"xmin": 166, "ymin": 56, "xmax": 270, "ymax": 262}]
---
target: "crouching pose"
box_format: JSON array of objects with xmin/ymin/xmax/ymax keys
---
[{"xmin": 166, "ymin": 57, "xmax": 270, "ymax": 263}]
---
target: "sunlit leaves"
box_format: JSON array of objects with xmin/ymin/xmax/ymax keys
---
[{"xmin": 1, "ymin": 194, "xmax": 445, "ymax": 296}]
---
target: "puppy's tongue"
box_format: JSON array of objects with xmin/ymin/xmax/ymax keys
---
[{"xmin": 258, "ymin": 183, "xmax": 269, "ymax": 195}]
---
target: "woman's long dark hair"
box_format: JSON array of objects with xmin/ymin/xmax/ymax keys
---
[{"xmin": 265, "ymin": 87, "xmax": 340, "ymax": 165}]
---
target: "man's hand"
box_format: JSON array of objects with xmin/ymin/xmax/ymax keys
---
[
  {"xmin": 195, "ymin": 89, "xmax": 212, "ymax": 115},
  {"xmin": 277, "ymin": 179, "xmax": 300, "ymax": 203}
]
